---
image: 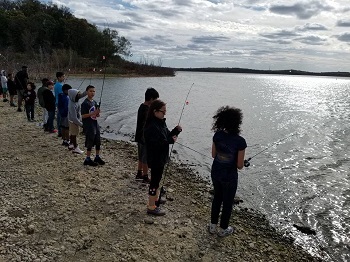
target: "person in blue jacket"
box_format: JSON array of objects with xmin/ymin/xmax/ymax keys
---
[{"xmin": 58, "ymin": 84, "xmax": 71, "ymax": 146}]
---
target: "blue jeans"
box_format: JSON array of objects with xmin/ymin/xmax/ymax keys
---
[
  {"xmin": 211, "ymin": 172, "xmax": 238, "ymax": 229},
  {"xmin": 25, "ymin": 104, "xmax": 34, "ymax": 120},
  {"xmin": 56, "ymin": 109, "xmax": 61, "ymax": 135},
  {"xmin": 47, "ymin": 110, "xmax": 55, "ymax": 131}
]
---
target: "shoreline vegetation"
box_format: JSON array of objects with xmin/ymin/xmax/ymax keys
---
[
  {"xmin": 0, "ymin": 102, "xmax": 325, "ymax": 261},
  {"xmin": 175, "ymin": 67, "xmax": 350, "ymax": 78}
]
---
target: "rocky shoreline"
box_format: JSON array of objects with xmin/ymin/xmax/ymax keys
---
[{"xmin": 0, "ymin": 103, "xmax": 323, "ymax": 262}]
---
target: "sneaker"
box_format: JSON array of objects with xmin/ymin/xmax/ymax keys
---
[
  {"xmin": 142, "ymin": 175, "xmax": 150, "ymax": 183},
  {"xmin": 57, "ymin": 133, "xmax": 62, "ymax": 137},
  {"xmin": 94, "ymin": 157, "xmax": 105, "ymax": 165},
  {"xmin": 17, "ymin": 108, "xmax": 22, "ymax": 112},
  {"xmin": 62, "ymin": 141, "xmax": 69, "ymax": 146},
  {"xmin": 49, "ymin": 129, "xmax": 58, "ymax": 133},
  {"xmin": 10, "ymin": 103, "xmax": 16, "ymax": 107},
  {"xmin": 3, "ymin": 99, "xmax": 8, "ymax": 102},
  {"xmin": 208, "ymin": 223, "xmax": 217, "ymax": 234},
  {"xmin": 217, "ymin": 226, "xmax": 234, "ymax": 237},
  {"xmin": 147, "ymin": 207, "xmax": 166, "ymax": 216},
  {"xmin": 83, "ymin": 158, "xmax": 98, "ymax": 166},
  {"xmin": 73, "ymin": 147, "xmax": 84, "ymax": 154},
  {"xmin": 68, "ymin": 144, "xmax": 74, "ymax": 150},
  {"xmin": 135, "ymin": 172, "xmax": 143, "ymax": 180},
  {"xmin": 31, "ymin": 119, "xmax": 35, "ymax": 122}
]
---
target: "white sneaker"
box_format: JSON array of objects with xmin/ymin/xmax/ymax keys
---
[
  {"xmin": 217, "ymin": 226, "xmax": 234, "ymax": 237},
  {"xmin": 208, "ymin": 223, "xmax": 217, "ymax": 234},
  {"xmin": 68, "ymin": 144, "xmax": 74, "ymax": 150},
  {"xmin": 72, "ymin": 147, "xmax": 84, "ymax": 154}
]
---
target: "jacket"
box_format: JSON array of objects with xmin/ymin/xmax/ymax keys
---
[
  {"xmin": 144, "ymin": 117, "xmax": 180, "ymax": 168},
  {"xmin": 68, "ymin": 89, "xmax": 86, "ymax": 127},
  {"xmin": 42, "ymin": 89, "xmax": 55, "ymax": 111}
]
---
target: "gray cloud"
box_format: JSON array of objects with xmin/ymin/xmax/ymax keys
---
[
  {"xmin": 140, "ymin": 35, "xmax": 175, "ymax": 45},
  {"xmin": 337, "ymin": 20, "xmax": 350, "ymax": 27},
  {"xmin": 96, "ymin": 21, "xmax": 140, "ymax": 30},
  {"xmin": 296, "ymin": 35, "xmax": 327, "ymax": 45},
  {"xmin": 269, "ymin": 1, "xmax": 333, "ymax": 19},
  {"xmin": 260, "ymin": 30, "xmax": 300, "ymax": 40},
  {"xmin": 191, "ymin": 35, "xmax": 230, "ymax": 45},
  {"xmin": 336, "ymin": 33, "xmax": 350, "ymax": 42},
  {"xmin": 296, "ymin": 23, "xmax": 328, "ymax": 31}
]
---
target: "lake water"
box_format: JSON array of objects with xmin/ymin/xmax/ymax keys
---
[{"xmin": 67, "ymin": 71, "xmax": 350, "ymax": 261}]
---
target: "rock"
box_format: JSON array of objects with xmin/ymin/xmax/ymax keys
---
[{"xmin": 293, "ymin": 224, "xmax": 316, "ymax": 235}]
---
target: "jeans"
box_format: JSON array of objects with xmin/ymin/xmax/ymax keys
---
[
  {"xmin": 56, "ymin": 109, "xmax": 61, "ymax": 135},
  {"xmin": 47, "ymin": 110, "xmax": 55, "ymax": 131},
  {"xmin": 25, "ymin": 104, "xmax": 34, "ymax": 120},
  {"xmin": 210, "ymin": 172, "xmax": 238, "ymax": 229},
  {"xmin": 42, "ymin": 108, "xmax": 48, "ymax": 124}
]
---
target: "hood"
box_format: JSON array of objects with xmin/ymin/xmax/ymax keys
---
[
  {"xmin": 1, "ymin": 70, "xmax": 5, "ymax": 76},
  {"xmin": 68, "ymin": 89, "xmax": 86, "ymax": 102}
]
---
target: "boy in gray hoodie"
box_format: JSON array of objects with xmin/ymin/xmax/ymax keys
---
[{"xmin": 68, "ymin": 89, "xmax": 86, "ymax": 154}]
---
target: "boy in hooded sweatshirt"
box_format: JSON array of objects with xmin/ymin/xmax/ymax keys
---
[
  {"xmin": 68, "ymin": 88, "xmax": 86, "ymax": 154},
  {"xmin": 58, "ymin": 84, "xmax": 72, "ymax": 146}
]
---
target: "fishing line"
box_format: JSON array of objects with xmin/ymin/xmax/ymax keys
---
[
  {"xmin": 244, "ymin": 131, "xmax": 298, "ymax": 167},
  {"xmin": 156, "ymin": 83, "xmax": 194, "ymax": 207}
]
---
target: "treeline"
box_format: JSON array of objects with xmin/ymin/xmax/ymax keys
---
[
  {"xmin": 176, "ymin": 67, "xmax": 350, "ymax": 77},
  {"xmin": 0, "ymin": 0, "xmax": 174, "ymax": 77}
]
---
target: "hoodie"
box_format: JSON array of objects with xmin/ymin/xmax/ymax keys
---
[{"xmin": 68, "ymin": 89, "xmax": 87, "ymax": 127}]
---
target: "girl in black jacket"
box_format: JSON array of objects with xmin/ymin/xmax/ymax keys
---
[
  {"xmin": 23, "ymin": 82, "xmax": 36, "ymax": 121},
  {"xmin": 144, "ymin": 99, "xmax": 182, "ymax": 216}
]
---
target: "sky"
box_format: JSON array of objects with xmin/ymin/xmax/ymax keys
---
[{"xmin": 42, "ymin": 0, "xmax": 350, "ymax": 72}]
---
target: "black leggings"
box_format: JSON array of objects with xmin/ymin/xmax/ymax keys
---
[{"xmin": 149, "ymin": 165, "xmax": 164, "ymax": 196}]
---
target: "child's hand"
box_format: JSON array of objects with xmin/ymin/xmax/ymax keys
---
[{"xmin": 172, "ymin": 135, "xmax": 178, "ymax": 142}]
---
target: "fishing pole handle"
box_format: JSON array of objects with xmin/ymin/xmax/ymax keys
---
[{"xmin": 244, "ymin": 158, "xmax": 251, "ymax": 167}]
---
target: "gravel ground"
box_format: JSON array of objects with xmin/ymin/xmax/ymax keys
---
[{"xmin": 0, "ymin": 103, "xmax": 324, "ymax": 262}]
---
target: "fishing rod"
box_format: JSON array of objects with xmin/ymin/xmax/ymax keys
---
[
  {"xmin": 244, "ymin": 131, "xmax": 297, "ymax": 167},
  {"xmin": 98, "ymin": 55, "xmax": 107, "ymax": 108},
  {"xmin": 157, "ymin": 83, "xmax": 195, "ymax": 207}
]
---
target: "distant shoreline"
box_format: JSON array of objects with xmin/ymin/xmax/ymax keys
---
[{"xmin": 175, "ymin": 67, "xmax": 350, "ymax": 77}]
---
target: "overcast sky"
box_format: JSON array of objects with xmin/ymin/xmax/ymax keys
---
[{"xmin": 43, "ymin": 0, "xmax": 350, "ymax": 72}]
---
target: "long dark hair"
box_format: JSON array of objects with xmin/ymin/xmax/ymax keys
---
[
  {"xmin": 212, "ymin": 106, "xmax": 243, "ymax": 135},
  {"xmin": 145, "ymin": 99, "xmax": 166, "ymax": 126}
]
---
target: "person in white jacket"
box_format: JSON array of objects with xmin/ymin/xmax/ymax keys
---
[
  {"xmin": 1, "ymin": 70, "xmax": 8, "ymax": 102},
  {"xmin": 68, "ymin": 88, "xmax": 86, "ymax": 154}
]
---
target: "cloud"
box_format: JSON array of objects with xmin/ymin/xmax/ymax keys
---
[
  {"xmin": 296, "ymin": 35, "xmax": 327, "ymax": 45},
  {"xmin": 191, "ymin": 35, "xmax": 230, "ymax": 45},
  {"xmin": 337, "ymin": 20, "xmax": 350, "ymax": 27},
  {"xmin": 296, "ymin": 23, "xmax": 328, "ymax": 31},
  {"xmin": 335, "ymin": 33, "xmax": 350, "ymax": 42},
  {"xmin": 260, "ymin": 30, "xmax": 300, "ymax": 40},
  {"xmin": 269, "ymin": 0, "xmax": 333, "ymax": 19},
  {"xmin": 140, "ymin": 35, "xmax": 175, "ymax": 45}
]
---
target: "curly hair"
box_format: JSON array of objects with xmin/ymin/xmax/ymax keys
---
[{"xmin": 212, "ymin": 106, "xmax": 243, "ymax": 135}]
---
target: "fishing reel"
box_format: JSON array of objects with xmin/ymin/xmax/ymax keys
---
[{"xmin": 244, "ymin": 158, "xmax": 251, "ymax": 167}]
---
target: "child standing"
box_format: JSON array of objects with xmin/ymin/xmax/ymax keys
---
[
  {"xmin": 37, "ymin": 78, "xmax": 49, "ymax": 129},
  {"xmin": 81, "ymin": 85, "xmax": 105, "ymax": 166},
  {"xmin": 144, "ymin": 100, "xmax": 182, "ymax": 216},
  {"xmin": 1, "ymin": 70, "xmax": 8, "ymax": 102},
  {"xmin": 7, "ymin": 73, "xmax": 17, "ymax": 107},
  {"xmin": 42, "ymin": 81, "xmax": 57, "ymax": 133},
  {"xmin": 23, "ymin": 82, "xmax": 36, "ymax": 121},
  {"xmin": 54, "ymin": 72, "xmax": 65, "ymax": 137},
  {"xmin": 68, "ymin": 88, "xmax": 86, "ymax": 154},
  {"xmin": 135, "ymin": 87, "xmax": 159, "ymax": 183},
  {"xmin": 58, "ymin": 84, "xmax": 72, "ymax": 146},
  {"xmin": 208, "ymin": 106, "xmax": 247, "ymax": 237}
]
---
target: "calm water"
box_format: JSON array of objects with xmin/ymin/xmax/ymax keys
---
[{"xmin": 67, "ymin": 72, "xmax": 350, "ymax": 261}]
